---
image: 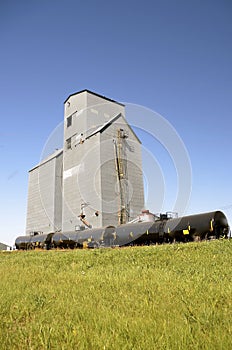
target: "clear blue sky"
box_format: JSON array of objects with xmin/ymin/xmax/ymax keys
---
[{"xmin": 1, "ymin": 0, "xmax": 232, "ymax": 246}]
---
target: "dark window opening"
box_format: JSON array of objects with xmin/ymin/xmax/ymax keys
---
[
  {"xmin": 67, "ymin": 115, "xmax": 72, "ymax": 127},
  {"xmin": 66, "ymin": 138, "xmax": 71, "ymax": 150}
]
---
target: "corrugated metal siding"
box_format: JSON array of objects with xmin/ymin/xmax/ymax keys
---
[
  {"xmin": 62, "ymin": 135, "xmax": 102, "ymax": 231},
  {"xmin": 64, "ymin": 92, "xmax": 87, "ymax": 140},
  {"xmin": 62, "ymin": 92, "xmax": 126, "ymax": 231},
  {"xmin": 26, "ymin": 152, "xmax": 63, "ymax": 234},
  {"xmin": 100, "ymin": 115, "xmax": 144, "ymax": 226},
  {"xmin": 54, "ymin": 153, "xmax": 63, "ymax": 231},
  {"xmin": 86, "ymin": 93, "xmax": 125, "ymax": 133}
]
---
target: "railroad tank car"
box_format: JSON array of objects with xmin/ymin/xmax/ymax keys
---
[
  {"xmin": 15, "ymin": 210, "xmax": 230, "ymax": 250},
  {"xmin": 30, "ymin": 233, "xmax": 54, "ymax": 249},
  {"xmin": 163, "ymin": 211, "xmax": 229, "ymax": 242},
  {"xmin": 15, "ymin": 233, "xmax": 54, "ymax": 250},
  {"xmin": 15, "ymin": 235, "xmax": 31, "ymax": 250},
  {"xmin": 114, "ymin": 221, "xmax": 156, "ymax": 246},
  {"xmin": 52, "ymin": 226, "xmax": 115, "ymax": 249},
  {"xmin": 125, "ymin": 210, "xmax": 229, "ymax": 246}
]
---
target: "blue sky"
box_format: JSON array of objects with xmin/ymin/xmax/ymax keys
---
[{"xmin": 1, "ymin": 0, "xmax": 232, "ymax": 245}]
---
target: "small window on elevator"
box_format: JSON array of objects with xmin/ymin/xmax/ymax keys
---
[
  {"xmin": 66, "ymin": 137, "xmax": 71, "ymax": 150},
  {"xmin": 67, "ymin": 115, "xmax": 72, "ymax": 128}
]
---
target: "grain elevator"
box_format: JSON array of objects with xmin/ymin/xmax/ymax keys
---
[{"xmin": 26, "ymin": 90, "xmax": 144, "ymax": 235}]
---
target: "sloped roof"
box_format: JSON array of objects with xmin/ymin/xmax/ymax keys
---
[
  {"xmin": 0, "ymin": 242, "xmax": 10, "ymax": 250},
  {"xmin": 85, "ymin": 113, "xmax": 141, "ymax": 144},
  {"xmin": 29, "ymin": 148, "xmax": 63, "ymax": 172},
  {"xmin": 64, "ymin": 89, "xmax": 125, "ymax": 107}
]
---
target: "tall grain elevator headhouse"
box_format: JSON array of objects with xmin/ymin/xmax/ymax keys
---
[{"xmin": 26, "ymin": 90, "xmax": 144, "ymax": 235}]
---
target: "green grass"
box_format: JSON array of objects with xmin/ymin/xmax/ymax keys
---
[{"xmin": 0, "ymin": 240, "xmax": 231, "ymax": 349}]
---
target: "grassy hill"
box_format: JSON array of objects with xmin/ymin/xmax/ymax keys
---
[{"xmin": 0, "ymin": 240, "xmax": 231, "ymax": 349}]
